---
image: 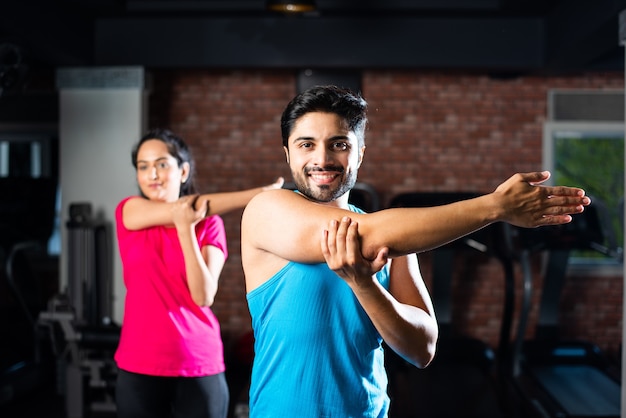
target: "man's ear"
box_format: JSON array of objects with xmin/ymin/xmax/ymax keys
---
[
  {"xmin": 357, "ymin": 145, "xmax": 366, "ymax": 168},
  {"xmin": 283, "ymin": 146, "xmax": 290, "ymax": 164}
]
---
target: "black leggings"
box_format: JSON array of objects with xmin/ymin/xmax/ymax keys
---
[{"xmin": 116, "ymin": 369, "xmax": 229, "ymax": 418}]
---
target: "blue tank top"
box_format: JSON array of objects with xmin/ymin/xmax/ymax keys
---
[{"xmin": 247, "ymin": 212, "xmax": 391, "ymax": 417}]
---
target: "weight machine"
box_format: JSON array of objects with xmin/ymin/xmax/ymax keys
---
[{"xmin": 37, "ymin": 202, "xmax": 120, "ymax": 418}]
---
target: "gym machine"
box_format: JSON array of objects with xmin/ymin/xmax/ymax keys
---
[
  {"xmin": 37, "ymin": 202, "xmax": 120, "ymax": 418},
  {"xmin": 386, "ymin": 192, "xmax": 512, "ymax": 418},
  {"xmin": 509, "ymin": 203, "xmax": 621, "ymax": 418}
]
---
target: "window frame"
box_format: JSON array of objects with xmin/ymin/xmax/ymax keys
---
[{"xmin": 542, "ymin": 121, "xmax": 624, "ymax": 275}]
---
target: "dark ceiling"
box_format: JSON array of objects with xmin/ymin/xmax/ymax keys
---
[{"xmin": 2, "ymin": 0, "xmax": 626, "ymax": 75}]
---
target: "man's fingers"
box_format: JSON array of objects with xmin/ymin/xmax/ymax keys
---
[
  {"xmin": 321, "ymin": 222, "xmax": 339, "ymax": 268},
  {"xmin": 543, "ymin": 195, "xmax": 589, "ymax": 212},
  {"xmin": 335, "ymin": 217, "xmax": 352, "ymax": 256},
  {"xmin": 321, "ymin": 228, "xmax": 330, "ymax": 257},
  {"xmin": 536, "ymin": 214, "xmax": 574, "ymax": 226},
  {"xmin": 516, "ymin": 170, "xmax": 550, "ymax": 186},
  {"xmin": 344, "ymin": 219, "xmax": 360, "ymax": 263},
  {"xmin": 545, "ymin": 185, "xmax": 588, "ymax": 198}
]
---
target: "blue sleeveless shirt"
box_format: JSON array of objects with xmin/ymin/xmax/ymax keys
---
[{"xmin": 247, "ymin": 206, "xmax": 391, "ymax": 417}]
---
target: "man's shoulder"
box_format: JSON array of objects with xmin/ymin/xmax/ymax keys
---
[{"xmin": 245, "ymin": 189, "xmax": 301, "ymax": 214}]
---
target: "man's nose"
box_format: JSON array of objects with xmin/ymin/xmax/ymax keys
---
[{"xmin": 312, "ymin": 148, "xmax": 332, "ymax": 165}]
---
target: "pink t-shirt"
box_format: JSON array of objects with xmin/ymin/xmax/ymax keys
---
[{"xmin": 114, "ymin": 196, "xmax": 228, "ymax": 377}]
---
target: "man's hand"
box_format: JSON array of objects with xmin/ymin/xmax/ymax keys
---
[
  {"xmin": 494, "ymin": 171, "xmax": 591, "ymax": 228},
  {"xmin": 321, "ymin": 216, "xmax": 389, "ymax": 288}
]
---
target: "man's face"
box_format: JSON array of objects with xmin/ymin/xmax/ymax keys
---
[{"xmin": 284, "ymin": 111, "xmax": 364, "ymax": 204}]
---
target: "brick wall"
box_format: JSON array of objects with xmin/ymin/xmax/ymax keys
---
[{"xmin": 147, "ymin": 69, "xmax": 624, "ymax": 359}]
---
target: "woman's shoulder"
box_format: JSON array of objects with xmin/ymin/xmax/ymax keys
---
[
  {"xmin": 117, "ymin": 195, "xmax": 141, "ymax": 208},
  {"xmin": 115, "ymin": 196, "xmax": 145, "ymax": 227}
]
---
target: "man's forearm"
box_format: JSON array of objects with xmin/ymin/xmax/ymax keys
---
[{"xmin": 358, "ymin": 195, "xmax": 496, "ymax": 259}]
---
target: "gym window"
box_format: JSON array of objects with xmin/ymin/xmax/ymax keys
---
[{"xmin": 543, "ymin": 90, "xmax": 624, "ymax": 271}]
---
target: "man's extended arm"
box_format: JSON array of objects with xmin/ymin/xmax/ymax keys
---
[{"xmin": 242, "ymin": 171, "xmax": 590, "ymax": 263}]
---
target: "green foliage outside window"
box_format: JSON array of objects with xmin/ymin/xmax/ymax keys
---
[{"xmin": 553, "ymin": 134, "xmax": 624, "ymax": 262}]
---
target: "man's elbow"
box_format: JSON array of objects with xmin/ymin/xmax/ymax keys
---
[
  {"xmin": 405, "ymin": 329, "xmax": 438, "ymax": 369},
  {"xmin": 417, "ymin": 339, "xmax": 438, "ymax": 368}
]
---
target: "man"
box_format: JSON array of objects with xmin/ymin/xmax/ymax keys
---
[{"xmin": 240, "ymin": 85, "xmax": 590, "ymax": 417}]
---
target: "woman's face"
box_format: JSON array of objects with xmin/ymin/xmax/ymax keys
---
[{"xmin": 135, "ymin": 139, "xmax": 189, "ymax": 202}]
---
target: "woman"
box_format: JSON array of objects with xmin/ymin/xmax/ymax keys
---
[{"xmin": 114, "ymin": 128, "xmax": 283, "ymax": 418}]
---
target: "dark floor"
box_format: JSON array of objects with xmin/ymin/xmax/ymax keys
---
[
  {"xmin": 0, "ymin": 361, "xmax": 116, "ymax": 418},
  {"xmin": 0, "ymin": 367, "xmax": 513, "ymax": 418},
  {"xmin": 0, "ymin": 384, "xmax": 116, "ymax": 418},
  {"xmin": 1, "ymin": 383, "xmax": 66, "ymax": 418},
  {"xmin": 0, "ymin": 358, "xmax": 621, "ymax": 418}
]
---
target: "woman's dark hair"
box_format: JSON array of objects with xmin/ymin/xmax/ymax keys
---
[
  {"xmin": 131, "ymin": 128, "xmax": 197, "ymax": 197},
  {"xmin": 280, "ymin": 85, "xmax": 368, "ymax": 148}
]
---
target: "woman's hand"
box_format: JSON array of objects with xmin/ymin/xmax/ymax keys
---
[
  {"xmin": 172, "ymin": 194, "xmax": 207, "ymax": 229},
  {"xmin": 263, "ymin": 177, "xmax": 285, "ymax": 191}
]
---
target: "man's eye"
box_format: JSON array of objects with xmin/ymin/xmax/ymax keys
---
[{"xmin": 332, "ymin": 142, "xmax": 348, "ymax": 150}]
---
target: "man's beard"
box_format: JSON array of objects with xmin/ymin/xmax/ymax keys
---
[{"xmin": 292, "ymin": 166, "xmax": 357, "ymax": 203}]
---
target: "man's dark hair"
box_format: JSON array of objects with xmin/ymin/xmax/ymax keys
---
[{"xmin": 280, "ymin": 85, "xmax": 368, "ymax": 148}]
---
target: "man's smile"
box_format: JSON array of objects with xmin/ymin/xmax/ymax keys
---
[{"xmin": 309, "ymin": 171, "xmax": 340, "ymax": 184}]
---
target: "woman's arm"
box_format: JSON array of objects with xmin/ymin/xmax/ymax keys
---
[
  {"xmin": 123, "ymin": 177, "xmax": 284, "ymax": 231},
  {"xmin": 173, "ymin": 195, "xmax": 226, "ymax": 306}
]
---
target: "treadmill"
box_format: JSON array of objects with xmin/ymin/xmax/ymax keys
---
[
  {"xmin": 510, "ymin": 203, "xmax": 621, "ymax": 418},
  {"xmin": 385, "ymin": 192, "xmax": 508, "ymax": 418}
]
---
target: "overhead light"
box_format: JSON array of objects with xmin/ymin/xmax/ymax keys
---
[{"xmin": 267, "ymin": 0, "xmax": 316, "ymax": 13}]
